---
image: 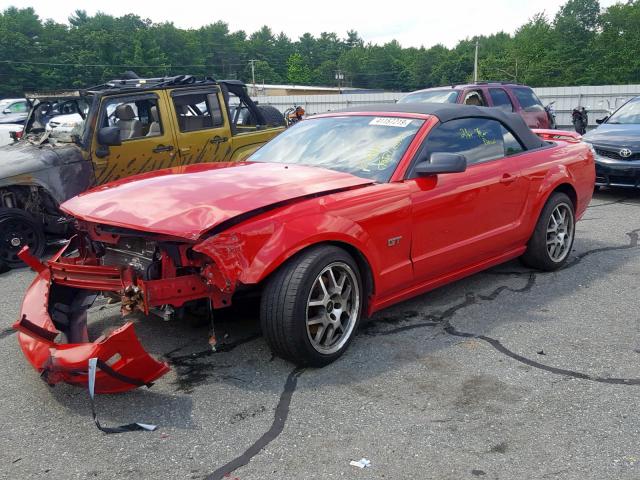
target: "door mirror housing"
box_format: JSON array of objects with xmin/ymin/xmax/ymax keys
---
[
  {"xmin": 2, "ymin": 108, "xmax": 11, "ymax": 114},
  {"xmin": 97, "ymin": 126, "xmax": 122, "ymax": 146},
  {"xmin": 414, "ymin": 152, "xmax": 467, "ymax": 176},
  {"xmin": 596, "ymin": 116, "xmax": 608, "ymax": 125}
]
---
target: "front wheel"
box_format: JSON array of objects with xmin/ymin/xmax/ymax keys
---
[
  {"xmin": 521, "ymin": 192, "xmax": 575, "ymax": 271},
  {"xmin": 260, "ymin": 245, "xmax": 363, "ymax": 367},
  {"xmin": 0, "ymin": 209, "xmax": 45, "ymax": 269}
]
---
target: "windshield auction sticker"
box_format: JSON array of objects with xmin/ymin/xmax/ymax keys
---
[{"xmin": 369, "ymin": 117, "xmax": 413, "ymax": 128}]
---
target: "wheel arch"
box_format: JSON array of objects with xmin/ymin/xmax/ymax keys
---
[
  {"xmin": 529, "ymin": 167, "xmax": 578, "ymax": 230},
  {"xmin": 325, "ymin": 240, "xmax": 375, "ymax": 314},
  {"xmin": 0, "ymin": 183, "xmax": 62, "ymax": 219},
  {"xmin": 253, "ymin": 239, "xmax": 376, "ymax": 317},
  {"xmin": 550, "ymin": 182, "xmax": 577, "ymax": 209}
]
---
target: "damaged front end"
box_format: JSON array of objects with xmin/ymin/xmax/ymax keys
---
[{"xmin": 14, "ymin": 225, "xmax": 241, "ymax": 393}]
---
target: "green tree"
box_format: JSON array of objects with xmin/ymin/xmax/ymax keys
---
[
  {"xmin": 286, "ymin": 52, "xmax": 312, "ymax": 84},
  {"xmin": 2, "ymin": 0, "xmax": 640, "ymax": 97}
]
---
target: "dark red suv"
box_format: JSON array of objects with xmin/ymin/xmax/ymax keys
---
[{"xmin": 398, "ymin": 82, "xmax": 552, "ymax": 129}]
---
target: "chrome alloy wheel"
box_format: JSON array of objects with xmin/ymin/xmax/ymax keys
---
[
  {"xmin": 546, "ymin": 202, "xmax": 574, "ymax": 262},
  {"xmin": 306, "ymin": 262, "xmax": 360, "ymax": 355}
]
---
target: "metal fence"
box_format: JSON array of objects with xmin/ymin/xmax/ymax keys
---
[
  {"xmin": 254, "ymin": 84, "xmax": 640, "ymax": 129},
  {"xmin": 534, "ymin": 85, "xmax": 640, "ymax": 128}
]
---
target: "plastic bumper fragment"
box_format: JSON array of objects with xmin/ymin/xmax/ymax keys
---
[{"xmin": 13, "ymin": 251, "xmax": 169, "ymax": 394}]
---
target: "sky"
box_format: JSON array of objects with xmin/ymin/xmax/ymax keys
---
[{"xmin": 1, "ymin": 0, "xmax": 620, "ymax": 48}]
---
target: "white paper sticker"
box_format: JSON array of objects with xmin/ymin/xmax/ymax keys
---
[{"xmin": 369, "ymin": 117, "xmax": 413, "ymax": 128}]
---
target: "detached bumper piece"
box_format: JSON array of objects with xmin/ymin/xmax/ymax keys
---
[{"xmin": 14, "ymin": 246, "xmax": 170, "ymax": 394}]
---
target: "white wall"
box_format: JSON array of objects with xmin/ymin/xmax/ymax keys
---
[
  {"xmin": 254, "ymin": 84, "xmax": 640, "ymax": 129},
  {"xmin": 534, "ymin": 85, "xmax": 640, "ymax": 128}
]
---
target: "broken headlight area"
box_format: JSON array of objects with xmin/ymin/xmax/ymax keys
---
[{"xmin": 14, "ymin": 230, "xmax": 238, "ymax": 394}]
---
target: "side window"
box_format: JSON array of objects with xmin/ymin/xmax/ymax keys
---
[
  {"xmin": 412, "ymin": 118, "xmax": 505, "ymax": 175},
  {"xmin": 502, "ymin": 126, "xmax": 524, "ymax": 156},
  {"xmin": 9, "ymin": 101, "xmax": 28, "ymax": 113},
  {"xmin": 101, "ymin": 95, "xmax": 162, "ymax": 141},
  {"xmin": 513, "ymin": 88, "xmax": 544, "ymax": 112},
  {"xmin": 463, "ymin": 90, "xmax": 487, "ymax": 107},
  {"xmin": 489, "ymin": 89, "xmax": 514, "ymax": 113},
  {"xmin": 172, "ymin": 91, "xmax": 223, "ymax": 132}
]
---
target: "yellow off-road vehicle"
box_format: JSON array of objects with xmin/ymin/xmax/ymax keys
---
[{"xmin": 0, "ymin": 75, "xmax": 286, "ymax": 268}]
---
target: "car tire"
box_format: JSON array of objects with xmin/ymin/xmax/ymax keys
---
[
  {"xmin": 0, "ymin": 208, "xmax": 46, "ymax": 269},
  {"xmin": 260, "ymin": 245, "xmax": 363, "ymax": 367},
  {"xmin": 257, "ymin": 105, "xmax": 286, "ymax": 127},
  {"xmin": 521, "ymin": 192, "xmax": 575, "ymax": 271}
]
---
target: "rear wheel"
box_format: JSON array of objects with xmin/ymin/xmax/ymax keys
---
[
  {"xmin": 260, "ymin": 245, "xmax": 363, "ymax": 366},
  {"xmin": 521, "ymin": 193, "xmax": 575, "ymax": 271},
  {"xmin": 0, "ymin": 209, "xmax": 45, "ymax": 268}
]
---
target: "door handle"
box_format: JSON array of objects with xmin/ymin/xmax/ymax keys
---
[
  {"xmin": 499, "ymin": 173, "xmax": 518, "ymax": 184},
  {"xmin": 210, "ymin": 135, "xmax": 228, "ymax": 144},
  {"xmin": 153, "ymin": 144, "xmax": 174, "ymax": 153}
]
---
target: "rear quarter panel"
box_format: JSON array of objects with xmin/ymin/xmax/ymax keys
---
[{"xmin": 518, "ymin": 140, "xmax": 594, "ymax": 239}]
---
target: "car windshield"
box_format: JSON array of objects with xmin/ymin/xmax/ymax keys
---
[
  {"xmin": 25, "ymin": 96, "xmax": 93, "ymax": 143},
  {"xmin": 249, "ymin": 115, "xmax": 424, "ymax": 182},
  {"xmin": 607, "ymin": 98, "xmax": 640, "ymax": 124},
  {"xmin": 398, "ymin": 90, "xmax": 458, "ymax": 104}
]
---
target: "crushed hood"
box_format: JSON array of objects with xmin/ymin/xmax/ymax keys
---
[{"xmin": 61, "ymin": 162, "xmax": 373, "ymax": 240}]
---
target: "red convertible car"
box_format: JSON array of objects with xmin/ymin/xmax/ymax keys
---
[{"xmin": 14, "ymin": 104, "xmax": 595, "ymax": 393}]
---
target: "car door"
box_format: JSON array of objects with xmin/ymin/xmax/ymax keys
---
[
  {"xmin": 92, "ymin": 92, "xmax": 178, "ymax": 184},
  {"xmin": 512, "ymin": 87, "xmax": 549, "ymax": 129},
  {"xmin": 488, "ymin": 88, "xmax": 516, "ymax": 114},
  {"xmin": 406, "ymin": 117, "xmax": 530, "ymax": 283},
  {"xmin": 168, "ymin": 88, "xmax": 232, "ymax": 165}
]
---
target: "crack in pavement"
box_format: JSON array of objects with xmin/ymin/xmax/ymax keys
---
[
  {"xmin": 204, "ymin": 367, "xmax": 305, "ymax": 480},
  {"xmin": 366, "ymin": 226, "xmax": 640, "ymax": 385},
  {"xmin": 444, "ymin": 324, "xmax": 640, "ymax": 385},
  {"xmin": 564, "ymin": 228, "xmax": 639, "ymax": 269}
]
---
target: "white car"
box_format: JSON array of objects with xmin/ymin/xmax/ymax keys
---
[
  {"xmin": 46, "ymin": 113, "xmax": 84, "ymax": 140},
  {"xmin": 0, "ymin": 98, "xmax": 29, "ymax": 124},
  {"xmin": 0, "ymin": 123, "xmax": 22, "ymax": 146}
]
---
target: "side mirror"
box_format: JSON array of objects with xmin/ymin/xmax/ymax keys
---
[
  {"xmin": 414, "ymin": 152, "xmax": 467, "ymax": 176},
  {"xmin": 596, "ymin": 116, "xmax": 608, "ymax": 125},
  {"xmin": 2, "ymin": 108, "xmax": 11, "ymax": 114},
  {"xmin": 97, "ymin": 126, "xmax": 121, "ymax": 146}
]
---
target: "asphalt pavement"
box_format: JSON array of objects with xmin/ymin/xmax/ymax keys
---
[{"xmin": 1, "ymin": 188, "xmax": 639, "ymax": 480}]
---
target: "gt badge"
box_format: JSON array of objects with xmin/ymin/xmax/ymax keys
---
[{"xmin": 387, "ymin": 236, "xmax": 402, "ymax": 247}]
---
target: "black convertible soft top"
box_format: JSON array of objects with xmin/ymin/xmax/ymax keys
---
[{"xmin": 337, "ymin": 103, "xmax": 547, "ymax": 151}]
